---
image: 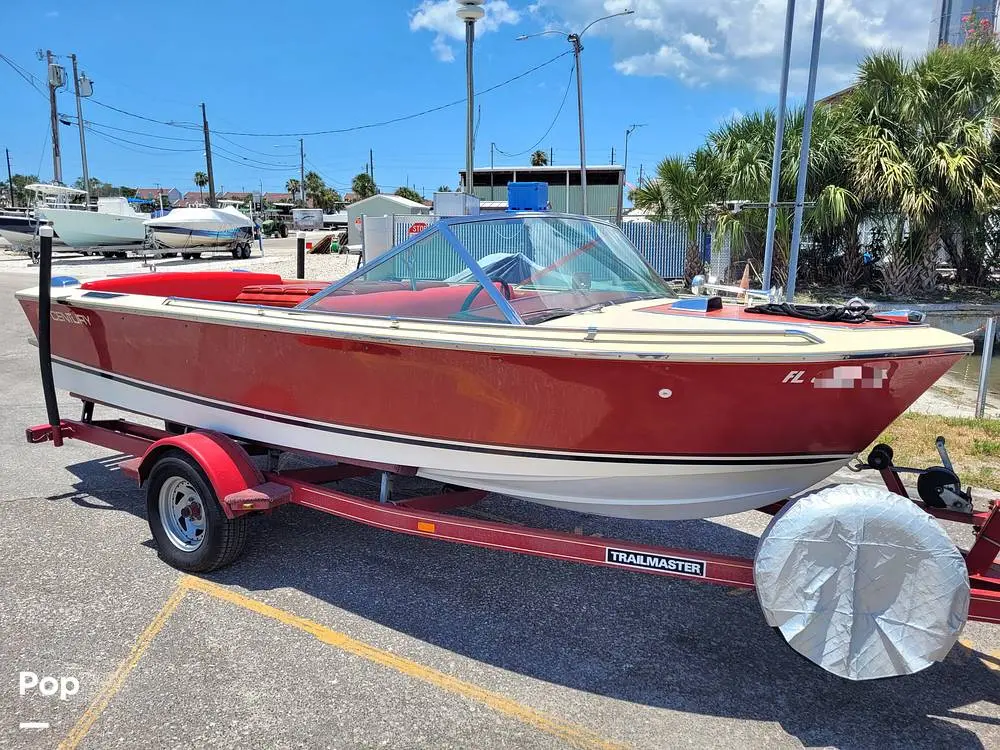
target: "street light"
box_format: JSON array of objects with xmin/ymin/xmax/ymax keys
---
[
  {"xmin": 618, "ymin": 122, "xmax": 646, "ymax": 222},
  {"xmin": 517, "ymin": 9, "xmax": 634, "ymax": 216},
  {"xmin": 457, "ymin": 0, "xmax": 485, "ymax": 196}
]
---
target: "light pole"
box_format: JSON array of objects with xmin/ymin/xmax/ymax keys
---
[
  {"xmin": 518, "ymin": 9, "xmax": 634, "ymax": 216},
  {"xmin": 619, "ymin": 122, "xmax": 645, "ymax": 222},
  {"xmin": 457, "ymin": 1, "xmax": 484, "ymax": 196}
]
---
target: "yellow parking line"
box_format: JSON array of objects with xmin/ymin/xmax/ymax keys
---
[
  {"xmin": 181, "ymin": 575, "xmax": 628, "ymax": 750},
  {"xmin": 958, "ymin": 638, "xmax": 1000, "ymax": 672},
  {"xmin": 59, "ymin": 583, "xmax": 187, "ymax": 750}
]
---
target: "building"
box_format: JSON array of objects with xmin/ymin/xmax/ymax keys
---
[
  {"xmin": 458, "ymin": 165, "xmax": 625, "ymax": 219},
  {"xmin": 346, "ymin": 193, "xmax": 430, "ymax": 245},
  {"xmin": 931, "ymin": 0, "xmax": 998, "ymax": 47},
  {"xmin": 134, "ymin": 187, "xmax": 181, "ymax": 206}
]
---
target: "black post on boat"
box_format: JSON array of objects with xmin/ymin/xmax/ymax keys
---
[
  {"xmin": 296, "ymin": 232, "xmax": 305, "ymax": 280},
  {"xmin": 36, "ymin": 226, "xmax": 63, "ymax": 446}
]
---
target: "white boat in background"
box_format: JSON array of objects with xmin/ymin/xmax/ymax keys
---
[
  {"xmin": 0, "ymin": 184, "xmax": 83, "ymax": 251},
  {"xmin": 144, "ymin": 206, "xmax": 254, "ymax": 250},
  {"xmin": 38, "ymin": 196, "xmax": 147, "ymax": 248}
]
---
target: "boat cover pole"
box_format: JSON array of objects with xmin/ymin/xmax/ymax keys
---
[
  {"xmin": 296, "ymin": 232, "xmax": 305, "ymax": 279},
  {"xmin": 786, "ymin": 0, "xmax": 825, "ymax": 301},
  {"xmin": 761, "ymin": 0, "xmax": 796, "ymax": 292},
  {"xmin": 37, "ymin": 226, "xmax": 62, "ymax": 446}
]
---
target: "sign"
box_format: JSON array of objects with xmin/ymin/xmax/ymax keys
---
[{"xmin": 408, "ymin": 221, "xmax": 428, "ymax": 236}]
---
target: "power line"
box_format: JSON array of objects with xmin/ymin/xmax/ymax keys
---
[
  {"xmin": 211, "ymin": 142, "xmax": 298, "ymax": 169},
  {"xmin": 88, "ymin": 97, "xmax": 199, "ymax": 128},
  {"xmin": 84, "ymin": 126, "xmax": 202, "ymax": 153},
  {"xmin": 82, "ymin": 118, "xmax": 203, "ymax": 142},
  {"xmin": 209, "ymin": 50, "xmax": 573, "ymax": 137},
  {"xmin": 493, "ymin": 62, "xmax": 575, "ymax": 158},
  {"xmin": 0, "ymin": 52, "xmax": 47, "ymax": 99},
  {"xmin": 214, "ymin": 132, "xmax": 298, "ymax": 156},
  {"xmin": 212, "ymin": 150, "xmax": 299, "ymax": 172}
]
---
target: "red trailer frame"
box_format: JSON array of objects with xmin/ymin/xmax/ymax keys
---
[{"xmin": 25, "ymin": 416, "xmax": 1000, "ymax": 624}]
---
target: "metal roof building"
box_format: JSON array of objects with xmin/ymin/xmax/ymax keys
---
[{"xmin": 458, "ymin": 165, "xmax": 625, "ymax": 220}]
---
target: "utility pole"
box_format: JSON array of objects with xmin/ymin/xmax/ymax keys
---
[
  {"xmin": 490, "ymin": 142, "xmax": 495, "ymax": 201},
  {"xmin": 201, "ymin": 103, "xmax": 216, "ymax": 207},
  {"xmin": 5, "ymin": 148, "xmax": 14, "ymax": 207},
  {"xmin": 299, "ymin": 138, "xmax": 305, "ymax": 205},
  {"xmin": 70, "ymin": 54, "xmax": 92, "ymax": 208},
  {"xmin": 610, "ymin": 146, "xmax": 615, "ymax": 164},
  {"xmin": 638, "ymin": 163, "xmax": 644, "ymax": 186},
  {"xmin": 46, "ymin": 50, "xmax": 63, "ymax": 184},
  {"xmin": 369, "ymin": 148, "xmax": 375, "ymax": 190},
  {"xmin": 570, "ymin": 34, "xmax": 587, "ymax": 214},
  {"xmin": 457, "ymin": 1, "xmax": 483, "ymax": 195},
  {"xmin": 549, "ymin": 147, "xmax": 553, "ymax": 165}
]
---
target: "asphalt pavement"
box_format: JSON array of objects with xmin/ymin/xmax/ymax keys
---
[{"xmin": 0, "ymin": 266, "xmax": 997, "ymax": 750}]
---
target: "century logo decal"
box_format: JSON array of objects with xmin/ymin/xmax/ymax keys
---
[
  {"xmin": 50, "ymin": 310, "xmax": 91, "ymax": 326},
  {"xmin": 605, "ymin": 547, "xmax": 707, "ymax": 577}
]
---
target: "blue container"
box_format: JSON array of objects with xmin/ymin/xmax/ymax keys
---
[{"xmin": 507, "ymin": 182, "xmax": 549, "ymax": 212}]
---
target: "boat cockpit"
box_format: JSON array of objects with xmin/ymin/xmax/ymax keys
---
[{"xmin": 79, "ymin": 213, "xmax": 678, "ymax": 325}]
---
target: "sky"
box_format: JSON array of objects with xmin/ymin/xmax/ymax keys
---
[{"xmin": 0, "ymin": 0, "xmax": 938, "ymax": 198}]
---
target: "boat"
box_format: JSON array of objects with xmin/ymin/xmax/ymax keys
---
[
  {"xmin": 144, "ymin": 206, "xmax": 254, "ymax": 251},
  {"xmin": 0, "ymin": 183, "xmax": 84, "ymax": 251},
  {"xmin": 37, "ymin": 196, "xmax": 147, "ymax": 248},
  {"xmin": 15, "ymin": 212, "xmax": 973, "ymax": 520}
]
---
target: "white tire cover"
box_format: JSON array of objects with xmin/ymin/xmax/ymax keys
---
[{"xmin": 754, "ymin": 484, "xmax": 969, "ymax": 680}]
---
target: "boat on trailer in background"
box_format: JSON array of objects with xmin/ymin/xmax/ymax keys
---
[
  {"xmin": 18, "ymin": 213, "xmax": 1000, "ymax": 681},
  {"xmin": 144, "ymin": 205, "xmax": 256, "ymax": 259}
]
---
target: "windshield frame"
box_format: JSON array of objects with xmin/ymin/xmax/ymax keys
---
[{"xmin": 297, "ymin": 212, "xmax": 671, "ymax": 325}]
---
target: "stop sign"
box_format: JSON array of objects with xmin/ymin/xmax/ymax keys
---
[{"xmin": 408, "ymin": 221, "xmax": 428, "ymax": 235}]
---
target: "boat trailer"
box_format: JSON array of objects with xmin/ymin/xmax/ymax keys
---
[
  {"xmin": 24, "ymin": 415, "xmax": 1000, "ymax": 627},
  {"xmin": 24, "ymin": 229, "xmax": 1000, "ymax": 680}
]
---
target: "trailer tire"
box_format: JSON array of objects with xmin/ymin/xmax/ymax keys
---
[{"xmin": 146, "ymin": 449, "xmax": 248, "ymax": 572}]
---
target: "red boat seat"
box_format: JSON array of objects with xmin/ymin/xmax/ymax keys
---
[
  {"xmin": 235, "ymin": 282, "xmax": 328, "ymax": 308},
  {"xmin": 81, "ymin": 271, "xmax": 285, "ymax": 302}
]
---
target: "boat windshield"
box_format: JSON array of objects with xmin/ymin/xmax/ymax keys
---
[{"xmin": 300, "ymin": 214, "xmax": 675, "ymax": 324}]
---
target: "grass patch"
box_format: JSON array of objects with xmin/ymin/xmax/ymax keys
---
[{"xmin": 870, "ymin": 413, "xmax": 1000, "ymax": 490}]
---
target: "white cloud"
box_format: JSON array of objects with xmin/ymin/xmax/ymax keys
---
[
  {"xmin": 529, "ymin": 0, "xmax": 931, "ymax": 93},
  {"xmin": 410, "ymin": 1, "xmax": 522, "ymax": 62},
  {"xmin": 45, "ymin": 10, "xmax": 59, "ymax": 17}
]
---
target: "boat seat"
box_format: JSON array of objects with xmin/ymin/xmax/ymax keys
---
[
  {"xmin": 235, "ymin": 282, "xmax": 328, "ymax": 308},
  {"xmin": 81, "ymin": 271, "xmax": 285, "ymax": 302}
]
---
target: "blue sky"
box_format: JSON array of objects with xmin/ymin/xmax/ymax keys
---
[{"xmin": 1, "ymin": 1, "xmax": 932, "ymax": 197}]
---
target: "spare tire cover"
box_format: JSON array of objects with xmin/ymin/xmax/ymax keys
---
[{"xmin": 754, "ymin": 484, "xmax": 969, "ymax": 680}]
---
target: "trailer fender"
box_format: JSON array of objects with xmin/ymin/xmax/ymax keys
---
[{"xmin": 136, "ymin": 431, "xmax": 263, "ymax": 519}]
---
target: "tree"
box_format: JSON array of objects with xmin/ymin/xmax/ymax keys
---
[
  {"xmin": 286, "ymin": 178, "xmax": 301, "ymax": 205},
  {"xmin": 394, "ymin": 186, "xmax": 423, "ymax": 203},
  {"xmin": 193, "ymin": 171, "xmax": 208, "ymax": 202},
  {"xmin": 632, "ymin": 149, "xmax": 725, "ymax": 283},
  {"xmin": 530, "ymin": 150, "xmax": 549, "ymax": 167},
  {"xmin": 437, "ymin": 185, "xmax": 452, "ymax": 192},
  {"xmin": 1, "ymin": 174, "xmax": 39, "ymax": 206},
  {"xmin": 352, "ymin": 172, "xmax": 377, "ymax": 199}
]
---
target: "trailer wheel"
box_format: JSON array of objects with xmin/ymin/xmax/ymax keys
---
[
  {"xmin": 231, "ymin": 248, "xmax": 241, "ymax": 259},
  {"xmin": 146, "ymin": 450, "xmax": 248, "ymax": 572},
  {"xmin": 240, "ymin": 244, "xmax": 252, "ymax": 259}
]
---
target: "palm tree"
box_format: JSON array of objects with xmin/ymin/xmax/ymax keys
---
[
  {"xmin": 632, "ymin": 148, "xmax": 725, "ymax": 283},
  {"xmin": 193, "ymin": 171, "xmax": 208, "ymax": 202},
  {"xmin": 847, "ymin": 45, "xmax": 1000, "ymax": 292},
  {"xmin": 351, "ymin": 172, "xmax": 377, "ymax": 200},
  {"xmin": 530, "ymin": 150, "xmax": 549, "ymax": 167},
  {"xmin": 286, "ymin": 178, "xmax": 301, "ymax": 204}
]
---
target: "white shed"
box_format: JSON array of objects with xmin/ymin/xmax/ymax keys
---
[{"xmin": 346, "ymin": 194, "xmax": 430, "ymax": 246}]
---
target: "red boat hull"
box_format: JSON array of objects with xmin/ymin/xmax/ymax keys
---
[{"xmin": 19, "ymin": 298, "xmax": 964, "ymax": 518}]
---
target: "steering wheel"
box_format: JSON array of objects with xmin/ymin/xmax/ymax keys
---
[{"xmin": 458, "ymin": 279, "xmax": 513, "ymax": 313}]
